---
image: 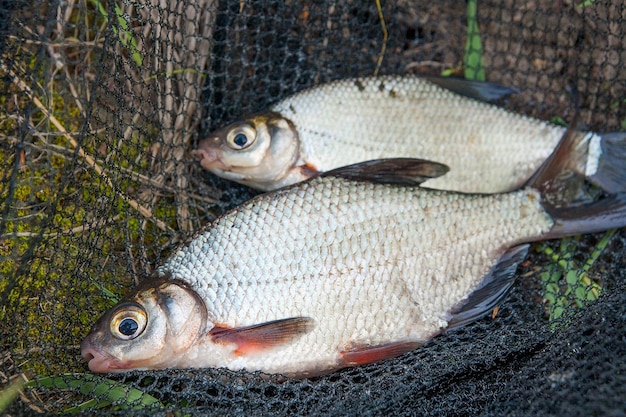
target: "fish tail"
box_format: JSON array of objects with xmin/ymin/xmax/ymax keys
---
[
  {"xmin": 529, "ymin": 126, "xmax": 598, "ymax": 208},
  {"xmin": 588, "ymin": 132, "xmax": 626, "ymax": 194},
  {"xmin": 530, "ymin": 118, "xmax": 626, "ymax": 239},
  {"xmin": 543, "ymin": 193, "xmax": 626, "ymax": 239}
]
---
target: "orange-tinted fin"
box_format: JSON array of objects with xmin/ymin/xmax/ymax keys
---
[
  {"xmin": 447, "ymin": 245, "xmax": 529, "ymax": 330},
  {"xmin": 209, "ymin": 317, "xmax": 315, "ymax": 356},
  {"xmin": 339, "ymin": 340, "xmax": 421, "ymax": 367},
  {"xmin": 300, "ymin": 163, "xmax": 320, "ymax": 178},
  {"xmin": 324, "ymin": 158, "xmax": 449, "ymax": 186}
]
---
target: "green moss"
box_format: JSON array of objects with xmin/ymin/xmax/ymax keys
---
[
  {"xmin": 0, "ymin": 1, "xmax": 184, "ymax": 395},
  {"xmin": 128, "ymin": 217, "xmax": 139, "ymax": 231},
  {"xmin": 0, "ymin": 259, "xmax": 13, "ymax": 276},
  {"xmin": 15, "ymin": 184, "xmax": 31, "ymax": 202},
  {"xmin": 1, "ymin": 169, "xmax": 163, "ymax": 378},
  {"xmin": 50, "ymin": 154, "xmax": 66, "ymax": 169}
]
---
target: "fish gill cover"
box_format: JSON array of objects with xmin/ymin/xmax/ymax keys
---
[{"xmin": 0, "ymin": 0, "xmax": 625, "ymax": 415}]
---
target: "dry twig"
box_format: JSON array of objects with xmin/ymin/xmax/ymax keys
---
[{"xmin": 0, "ymin": 61, "xmax": 170, "ymax": 232}]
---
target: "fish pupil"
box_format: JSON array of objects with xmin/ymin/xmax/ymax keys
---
[
  {"xmin": 119, "ymin": 318, "xmax": 138, "ymax": 336},
  {"xmin": 234, "ymin": 133, "xmax": 248, "ymax": 147}
]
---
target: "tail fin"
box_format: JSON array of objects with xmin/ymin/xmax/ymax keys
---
[
  {"xmin": 529, "ymin": 114, "xmax": 626, "ymax": 239},
  {"xmin": 528, "ymin": 116, "xmax": 595, "ymax": 208},
  {"xmin": 589, "ymin": 132, "xmax": 626, "ymax": 194},
  {"xmin": 543, "ymin": 193, "xmax": 626, "ymax": 239}
]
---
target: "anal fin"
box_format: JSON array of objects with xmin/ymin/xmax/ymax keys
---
[
  {"xmin": 209, "ymin": 317, "xmax": 315, "ymax": 356},
  {"xmin": 447, "ymin": 244, "xmax": 530, "ymax": 330},
  {"xmin": 339, "ymin": 340, "xmax": 421, "ymax": 367}
]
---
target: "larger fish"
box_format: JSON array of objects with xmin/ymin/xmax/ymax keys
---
[
  {"xmin": 82, "ymin": 128, "xmax": 626, "ymax": 377},
  {"xmin": 194, "ymin": 75, "xmax": 626, "ymax": 193}
]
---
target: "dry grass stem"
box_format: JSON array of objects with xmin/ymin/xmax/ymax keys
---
[
  {"xmin": 0, "ymin": 61, "xmax": 170, "ymax": 232},
  {"xmin": 122, "ymin": 0, "xmax": 217, "ymax": 232}
]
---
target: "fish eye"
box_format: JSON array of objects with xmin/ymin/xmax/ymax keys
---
[
  {"xmin": 226, "ymin": 124, "xmax": 256, "ymax": 150},
  {"xmin": 119, "ymin": 318, "xmax": 138, "ymax": 336},
  {"xmin": 109, "ymin": 304, "xmax": 148, "ymax": 340}
]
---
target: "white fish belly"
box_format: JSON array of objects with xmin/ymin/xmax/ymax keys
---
[
  {"xmin": 272, "ymin": 76, "xmax": 566, "ymax": 193},
  {"xmin": 161, "ymin": 178, "xmax": 553, "ymax": 374}
]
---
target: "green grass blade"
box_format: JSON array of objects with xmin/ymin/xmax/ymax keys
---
[
  {"xmin": 464, "ymin": 0, "xmax": 485, "ymax": 81},
  {"xmin": 577, "ymin": 0, "xmax": 597, "ymax": 8},
  {"xmin": 113, "ymin": 4, "xmax": 143, "ymax": 67},
  {"xmin": 92, "ymin": 281, "xmax": 120, "ymax": 304},
  {"xmin": 143, "ymin": 68, "xmax": 207, "ymax": 82},
  {"xmin": 64, "ymin": 398, "xmax": 112, "ymax": 413},
  {"xmin": 91, "ymin": 0, "xmax": 143, "ymax": 67},
  {"xmin": 26, "ymin": 373, "xmax": 163, "ymax": 413},
  {"xmin": 0, "ymin": 378, "xmax": 27, "ymax": 413},
  {"xmin": 583, "ymin": 229, "xmax": 617, "ymax": 272},
  {"xmin": 537, "ymin": 229, "xmax": 616, "ymax": 330}
]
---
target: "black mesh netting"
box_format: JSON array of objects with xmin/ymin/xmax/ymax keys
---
[{"xmin": 1, "ymin": 0, "xmax": 625, "ymax": 415}]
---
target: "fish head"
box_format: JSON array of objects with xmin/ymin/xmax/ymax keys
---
[
  {"xmin": 81, "ymin": 280, "xmax": 207, "ymax": 373},
  {"xmin": 194, "ymin": 112, "xmax": 302, "ymax": 190}
]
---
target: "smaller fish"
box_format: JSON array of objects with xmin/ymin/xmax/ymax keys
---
[
  {"xmin": 82, "ymin": 124, "xmax": 626, "ymax": 377},
  {"xmin": 194, "ymin": 75, "xmax": 626, "ymax": 193}
]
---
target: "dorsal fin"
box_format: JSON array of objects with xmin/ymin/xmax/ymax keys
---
[
  {"xmin": 424, "ymin": 76, "xmax": 518, "ymax": 103},
  {"xmin": 323, "ymin": 158, "xmax": 449, "ymax": 186}
]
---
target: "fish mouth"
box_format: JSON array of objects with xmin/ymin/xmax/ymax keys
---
[
  {"xmin": 193, "ymin": 144, "xmax": 227, "ymax": 171},
  {"xmin": 192, "ymin": 147, "xmax": 250, "ymax": 179},
  {"xmin": 80, "ymin": 339, "xmax": 130, "ymax": 373}
]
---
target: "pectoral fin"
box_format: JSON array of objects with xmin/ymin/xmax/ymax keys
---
[
  {"xmin": 447, "ymin": 244, "xmax": 530, "ymax": 330},
  {"xmin": 209, "ymin": 317, "xmax": 315, "ymax": 355},
  {"xmin": 300, "ymin": 163, "xmax": 320, "ymax": 178},
  {"xmin": 325, "ymin": 158, "xmax": 449, "ymax": 186}
]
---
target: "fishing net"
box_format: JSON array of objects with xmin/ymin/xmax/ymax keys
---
[{"xmin": 1, "ymin": 0, "xmax": 625, "ymax": 415}]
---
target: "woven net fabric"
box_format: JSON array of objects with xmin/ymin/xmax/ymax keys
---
[{"xmin": 1, "ymin": 0, "xmax": 625, "ymax": 415}]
